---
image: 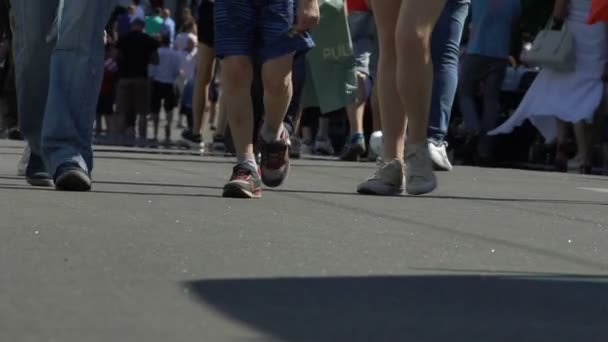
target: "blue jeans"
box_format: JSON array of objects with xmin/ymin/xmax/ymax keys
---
[
  {"xmin": 427, "ymin": 0, "xmax": 470, "ymax": 142},
  {"xmin": 11, "ymin": 0, "xmax": 115, "ymax": 177}
]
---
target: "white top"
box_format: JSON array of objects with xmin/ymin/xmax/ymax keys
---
[
  {"xmin": 180, "ymin": 50, "xmax": 198, "ymax": 81},
  {"xmin": 174, "ymin": 33, "xmax": 198, "ymax": 52}
]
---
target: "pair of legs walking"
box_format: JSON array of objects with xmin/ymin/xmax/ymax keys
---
[
  {"xmin": 11, "ymin": 0, "xmax": 115, "ymax": 191},
  {"xmin": 215, "ymin": 0, "xmax": 316, "ymax": 198},
  {"xmin": 358, "ymin": 0, "xmax": 448, "ymax": 196}
]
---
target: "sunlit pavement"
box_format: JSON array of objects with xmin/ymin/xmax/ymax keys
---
[{"xmin": 1, "ymin": 139, "xmax": 607, "ymax": 342}]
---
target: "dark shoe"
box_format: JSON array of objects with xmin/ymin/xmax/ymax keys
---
[
  {"xmin": 181, "ymin": 129, "xmax": 203, "ymax": 149},
  {"xmin": 258, "ymin": 127, "xmax": 291, "ymax": 188},
  {"xmin": 7, "ymin": 127, "xmax": 24, "ymax": 140},
  {"xmin": 554, "ymin": 142, "xmax": 570, "ymax": 173},
  {"xmin": 55, "ymin": 164, "xmax": 92, "ymax": 192},
  {"xmin": 25, "ymin": 153, "xmax": 53, "ymax": 187},
  {"xmin": 222, "ymin": 163, "xmax": 262, "ymax": 199},
  {"xmin": 290, "ymin": 136, "xmax": 302, "ymax": 159},
  {"xmin": 579, "ymin": 164, "xmax": 592, "ymax": 175},
  {"xmin": 340, "ymin": 133, "xmax": 366, "ymax": 161}
]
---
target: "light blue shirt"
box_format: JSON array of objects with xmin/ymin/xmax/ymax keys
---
[
  {"xmin": 467, "ymin": 0, "xmax": 521, "ymax": 59},
  {"xmin": 153, "ymin": 47, "xmax": 182, "ymax": 84},
  {"xmin": 161, "ymin": 18, "xmax": 176, "ymax": 44}
]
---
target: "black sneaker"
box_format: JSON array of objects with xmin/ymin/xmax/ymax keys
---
[
  {"xmin": 7, "ymin": 127, "xmax": 24, "ymax": 141},
  {"xmin": 340, "ymin": 133, "xmax": 366, "ymax": 161},
  {"xmin": 25, "ymin": 153, "xmax": 53, "ymax": 187},
  {"xmin": 54, "ymin": 164, "xmax": 92, "ymax": 192},
  {"xmin": 222, "ymin": 163, "xmax": 262, "ymax": 199},
  {"xmin": 181, "ymin": 129, "xmax": 202, "ymax": 149}
]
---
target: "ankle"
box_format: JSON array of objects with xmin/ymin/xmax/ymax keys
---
[{"xmin": 260, "ymin": 122, "xmax": 285, "ymax": 142}]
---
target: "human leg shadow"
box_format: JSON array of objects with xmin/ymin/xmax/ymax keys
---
[{"xmin": 184, "ymin": 275, "xmax": 608, "ymax": 342}]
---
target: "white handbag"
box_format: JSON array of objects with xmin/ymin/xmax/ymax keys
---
[{"xmin": 522, "ymin": 20, "xmax": 575, "ymax": 72}]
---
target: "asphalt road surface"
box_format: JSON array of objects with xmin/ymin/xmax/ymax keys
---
[{"xmin": 1, "ymin": 140, "xmax": 607, "ymax": 342}]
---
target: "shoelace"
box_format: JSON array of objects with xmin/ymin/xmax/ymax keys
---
[
  {"xmin": 261, "ymin": 145, "xmax": 287, "ymax": 170},
  {"xmin": 232, "ymin": 168, "xmax": 253, "ymax": 181}
]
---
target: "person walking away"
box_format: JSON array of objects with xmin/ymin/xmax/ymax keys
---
[
  {"xmin": 182, "ymin": 0, "xmax": 214, "ymax": 147},
  {"xmin": 177, "ymin": 36, "xmax": 199, "ymax": 143},
  {"xmin": 341, "ymin": 0, "xmax": 376, "ymax": 161},
  {"xmin": 11, "ymin": 0, "xmax": 116, "ymax": 191},
  {"xmin": 458, "ymin": 0, "xmax": 520, "ymax": 165},
  {"xmin": 115, "ymin": 18, "xmax": 160, "ymax": 146},
  {"xmin": 150, "ymin": 35, "xmax": 182, "ymax": 146},
  {"xmin": 489, "ymin": 0, "xmax": 608, "ymax": 174},
  {"xmin": 216, "ymin": 0, "xmax": 319, "ymax": 199}
]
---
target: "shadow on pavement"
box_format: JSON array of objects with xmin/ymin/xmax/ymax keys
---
[
  {"xmin": 0, "ymin": 183, "xmax": 222, "ymax": 198},
  {"xmin": 0, "ymin": 176, "xmax": 605, "ymax": 205},
  {"xmin": 185, "ymin": 275, "xmax": 608, "ymax": 342}
]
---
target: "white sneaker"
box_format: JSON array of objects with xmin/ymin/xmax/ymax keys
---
[
  {"xmin": 357, "ymin": 159, "xmax": 405, "ymax": 196},
  {"xmin": 428, "ymin": 139, "xmax": 453, "ymax": 171},
  {"xmin": 17, "ymin": 144, "xmax": 30, "ymax": 177},
  {"xmin": 405, "ymin": 143, "xmax": 437, "ymax": 195},
  {"xmin": 314, "ymin": 137, "xmax": 335, "ymax": 156}
]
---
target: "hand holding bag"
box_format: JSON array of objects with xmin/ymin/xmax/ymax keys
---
[{"xmin": 521, "ymin": 19, "xmax": 575, "ymax": 72}]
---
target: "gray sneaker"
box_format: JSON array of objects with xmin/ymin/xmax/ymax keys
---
[
  {"xmin": 357, "ymin": 159, "xmax": 405, "ymax": 196},
  {"xmin": 405, "ymin": 143, "xmax": 437, "ymax": 195}
]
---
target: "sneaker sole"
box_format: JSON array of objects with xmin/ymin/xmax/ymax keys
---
[
  {"xmin": 357, "ymin": 184, "xmax": 405, "ymax": 196},
  {"xmin": 26, "ymin": 177, "xmax": 54, "ymax": 187},
  {"xmin": 340, "ymin": 145, "xmax": 366, "ymax": 162},
  {"xmin": 432, "ymin": 160, "xmax": 453, "ymax": 172},
  {"xmin": 261, "ymin": 161, "xmax": 290, "ymax": 188},
  {"xmin": 55, "ymin": 170, "xmax": 92, "ymax": 192},
  {"xmin": 406, "ymin": 180, "xmax": 437, "ymax": 196},
  {"xmin": 222, "ymin": 183, "xmax": 261, "ymax": 199}
]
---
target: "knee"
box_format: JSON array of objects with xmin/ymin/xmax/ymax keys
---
[
  {"xmin": 220, "ymin": 57, "xmax": 252, "ymax": 91},
  {"xmin": 397, "ymin": 27, "xmax": 432, "ymax": 62}
]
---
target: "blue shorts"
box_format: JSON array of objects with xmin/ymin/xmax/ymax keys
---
[{"xmin": 214, "ymin": 0, "xmax": 315, "ymax": 62}]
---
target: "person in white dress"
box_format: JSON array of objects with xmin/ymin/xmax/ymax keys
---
[{"xmin": 489, "ymin": 0, "xmax": 608, "ymax": 173}]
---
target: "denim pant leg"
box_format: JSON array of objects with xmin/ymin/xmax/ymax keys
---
[
  {"xmin": 41, "ymin": 0, "xmax": 116, "ymax": 177},
  {"xmin": 427, "ymin": 0, "xmax": 470, "ymax": 141},
  {"xmin": 11, "ymin": 0, "xmax": 58, "ymax": 158}
]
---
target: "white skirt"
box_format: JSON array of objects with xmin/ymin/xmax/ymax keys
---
[{"xmin": 489, "ymin": 20, "xmax": 607, "ymax": 142}]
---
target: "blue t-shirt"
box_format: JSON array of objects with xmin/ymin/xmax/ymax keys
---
[{"xmin": 467, "ymin": 0, "xmax": 521, "ymax": 59}]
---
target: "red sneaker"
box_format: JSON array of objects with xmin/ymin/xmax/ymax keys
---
[
  {"xmin": 222, "ymin": 163, "xmax": 262, "ymax": 199},
  {"xmin": 259, "ymin": 128, "xmax": 291, "ymax": 188}
]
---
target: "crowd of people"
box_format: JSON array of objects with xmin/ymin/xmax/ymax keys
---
[{"xmin": 0, "ymin": 0, "xmax": 607, "ymax": 197}]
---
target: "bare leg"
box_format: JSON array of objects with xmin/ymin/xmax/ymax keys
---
[
  {"xmin": 261, "ymin": 53, "xmax": 294, "ymax": 139},
  {"xmin": 192, "ymin": 44, "xmax": 215, "ymax": 136},
  {"xmin": 347, "ymin": 74, "xmax": 367, "ymax": 136},
  {"xmin": 395, "ymin": 0, "xmax": 445, "ymax": 145},
  {"xmin": 371, "ymin": 0, "xmax": 404, "ymax": 160},
  {"xmin": 371, "ymin": 86, "xmax": 382, "ymax": 132},
  {"xmin": 215, "ymin": 93, "xmax": 228, "ymax": 136},
  {"xmin": 221, "ymin": 56, "xmax": 254, "ymax": 157}
]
